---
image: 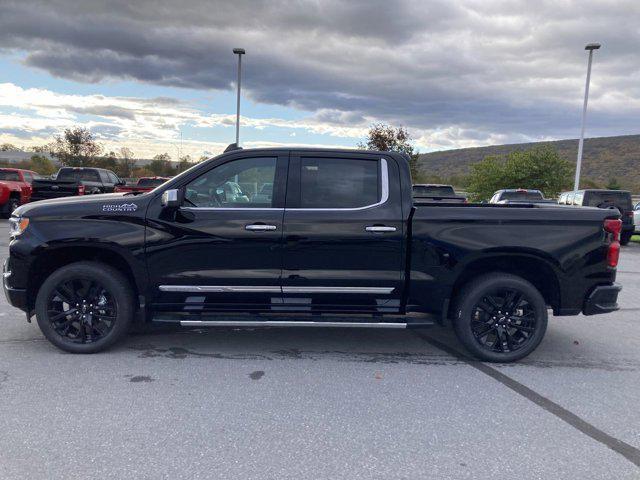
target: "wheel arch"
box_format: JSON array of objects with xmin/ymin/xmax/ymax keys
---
[
  {"xmin": 449, "ymin": 253, "xmax": 561, "ymax": 317},
  {"xmin": 27, "ymin": 245, "xmax": 144, "ymax": 312}
]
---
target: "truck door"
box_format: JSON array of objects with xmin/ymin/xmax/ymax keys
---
[
  {"xmin": 281, "ymin": 152, "xmax": 404, "ymax": 313},
  {"xmin": 145, "ymin": 153, "xmax": 288, "ymax": 312}
]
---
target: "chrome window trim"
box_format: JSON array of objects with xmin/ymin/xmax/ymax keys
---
[
  {"xmin": 180, "ymin": 207, "xmax": 284, "ymax": 212},
  {"xmin": 288, "ymin": 158, "xmax": 389, "ymax": 212},
  {"xmin": 176, "ymin": 158, "xmax": 388, "ymax": 212},
  {"xmin": 159, "ymin": 285, "xmax": 395, "ymax": 294}
]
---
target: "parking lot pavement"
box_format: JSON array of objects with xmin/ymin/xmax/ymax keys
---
[{"xmin": 0, "ymin": 222, "xmax": 639, "ymax": 479}]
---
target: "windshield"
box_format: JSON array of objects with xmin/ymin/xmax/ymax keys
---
[
  {"xmin": 137, "ymin": 177, "xmax": 168, "ymax": 187},
  {"xmin": 500, "ymin": 191, "xmax": 544, "ymax": 201},
  {"xmin": 0, "ymin": 170, "xmax": 20, "ymax": 181},
  {"xmin": 412, "ymin": 185, "xmax": 455, "ymax": 196}
]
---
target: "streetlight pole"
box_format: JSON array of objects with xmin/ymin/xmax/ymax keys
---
[
  {"xmin": 574, "ymin": 43, "xmax": 601, "ymax": 192},
  {"xmin": 233, "ymin": 48, "xmax": 245, "ymax": 147}
]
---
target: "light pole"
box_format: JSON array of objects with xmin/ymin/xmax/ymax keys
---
[
  {"xmin": 233, "ymin": 48, "xmax": 245, "ymax": 147},
  {"xmin": 573, "ymin": 43, "xmax": 601, "ymax": 192}
]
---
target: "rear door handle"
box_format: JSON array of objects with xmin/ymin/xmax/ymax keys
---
[
  {"xmin": 246, "ymin": 224, "xmax": 277, "ymax": 231},
  {"xmin": 365, "ymin": 226, "xmax": 397, "ymax": 233}
]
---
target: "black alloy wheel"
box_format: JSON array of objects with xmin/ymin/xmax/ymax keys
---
[
  {"xmin": 469, "ymin": 288, "xmax": 537, "ymax": 355},
  {"xmin": 35, "ymin": 262, "xmax": 134, "ymax": 353},
  {"xmin": 453, "ymin": 273, "xmax": 548, "ymax": 362},
  {"xmin": 46, "ymin": 278, "xmax": 117, "ymax": 344}
]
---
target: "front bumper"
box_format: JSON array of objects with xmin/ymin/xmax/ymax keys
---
[
  {"xmin": 583, "ymin": 283, "xmax": 622, "ymax": 315},
  {"xmin": 3, "ymin": 259, "xmax": 27, "ymax": 311}
]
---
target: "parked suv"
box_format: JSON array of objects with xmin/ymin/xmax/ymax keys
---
[{"xmin": 559, "ymin": 189, "xmax": 634, "ymax": 245}]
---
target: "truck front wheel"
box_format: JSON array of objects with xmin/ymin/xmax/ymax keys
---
[
  {"xmin": 453, "ymin": 273, "xmax": 548, "ymax": 362},
  {"xmin": 35, "ymin": 262, "xmax": 134, "ymax": 353}
]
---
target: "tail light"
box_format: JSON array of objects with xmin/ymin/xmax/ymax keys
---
[
  {"xmin": 604, "ymin": 218, "xmax": 622, "ymax": 268},
  {"xmin": 78, "ymin": 185, "xmax": 85, "ymax": 196}
]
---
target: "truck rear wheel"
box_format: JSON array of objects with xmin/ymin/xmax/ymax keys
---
[
  {"xmin": 620, "ymin": 232, "xmax": 631, "ymax": 246},
  {"xmin": 35, "ymin": 262, "xmax": 134, "ymax": 353},
  {"xmin": 453, "ymin": 273, "xmax": 548, "ymax": 362},
  {"xmin": 2, "ymin": 197, "xmax": 20, "ymax": 218}
]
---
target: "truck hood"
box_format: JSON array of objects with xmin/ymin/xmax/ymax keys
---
[{"xmin": 14, "ymin": 192, "xmax": 144, "ymax": 216}]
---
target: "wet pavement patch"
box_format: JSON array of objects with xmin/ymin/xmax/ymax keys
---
[
  {"xmin": 126, "ymin": 375, "xmax": 155, "ymax": 383},
  {"xmin": 249, "ymin": 370, "xmax": 265, "ymax": 380}
]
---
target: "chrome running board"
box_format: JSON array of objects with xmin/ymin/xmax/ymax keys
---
[{"xmin": 179, "ymin": 320, "xmax": 407, "ymax": 329}]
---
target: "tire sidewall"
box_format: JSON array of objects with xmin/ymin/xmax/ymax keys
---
[
  {"xmin": 35, "ymin": 262, "xmax": 134, "ymax": 353},
  {"xmin": 453, "ymin": 274, "xmax": 548, "ymax": 362}
]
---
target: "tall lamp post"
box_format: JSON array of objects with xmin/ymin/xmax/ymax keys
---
[
  {"xmin": 233, "ymin": 48, "xmax": 245, "ymax": 147},
  {"xmin": 573, "ymin": 43, "xmax": 601, "ymax": 192}
]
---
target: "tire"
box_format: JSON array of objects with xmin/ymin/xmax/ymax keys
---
[
  {"xmin": 620, "ymin": 232, "xmax": 631, "ymax": 246},
  {"xmin": 452, "ymin": 273, "xmax": 548, "ymax": 362},
  {"xmin": 2, "ymin": 197, "xmax": 20, "ymax": 218},
  {"xmin": 35, "ymin": 262, "xmax": 134, "ymax": 353}
]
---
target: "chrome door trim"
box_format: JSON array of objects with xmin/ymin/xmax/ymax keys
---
[
  {"xmin": 180, "ymin": 320, "xmax": 406, "ymax": 329},
  {"xmin": 159, "ymin": 285, "xmax": 281, "ymax": 293},
  {"xmin": 159, "ymin": 286, "xmax": 395, "ymax": 294},
  {"xmin": 282, "ymin": 286, "xmax": 394, "ymax": 294},
  {"xmin": 286, "ymin": 158, "xmax": 389, "ymax": 212}
]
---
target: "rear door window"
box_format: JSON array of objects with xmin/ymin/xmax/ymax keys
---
[{"xmin": 299, "ymin": 158, "xmax": 380, "ymax": 209}]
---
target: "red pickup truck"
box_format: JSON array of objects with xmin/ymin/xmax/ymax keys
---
[
  {"xmin": 114, "ymin": 176, "xmax": 170, "ymax": 194},
  {"xmin": 0, "ymin": 168, "xmax": 40, "ymax": 217}
]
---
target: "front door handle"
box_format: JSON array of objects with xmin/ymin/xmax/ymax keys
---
[
  {"xmin": 365, "ymin": 225, "xmax": 397, "ymax": 233},
  {"xmin": 246, "ymin": 224, "xmax": 277, "ymax": 231}
]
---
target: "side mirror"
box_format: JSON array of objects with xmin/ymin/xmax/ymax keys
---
[
  {"xmin": 161, "ymin": 189, "xmax": 181, "ymax": 208},
  {"xmin": 116, "ymin": 180, "xmax": 126, "ymax": 186}
]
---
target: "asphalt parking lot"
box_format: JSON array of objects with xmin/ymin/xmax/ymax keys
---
[{"xmin": 0, "ymin": 221, "xmax": 639, "ymax": 480}]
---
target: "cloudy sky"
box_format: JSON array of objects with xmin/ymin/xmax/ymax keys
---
[{"xmin": 0, "ymin": 0, "xmax": 638, "ymax": 158}]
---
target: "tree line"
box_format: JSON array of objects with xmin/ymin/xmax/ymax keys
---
[
  {"xmin": 0, "ymin": 127, "xmax": 205, "ymax": 179},
  {"xmin": 358, "ymin": 124, "xmax": 624, "ymax": 201}
]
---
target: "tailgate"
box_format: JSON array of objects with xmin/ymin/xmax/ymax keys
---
[{"xmin": 31, "ymin": 180, "xmax": 79, "ymax": 200}]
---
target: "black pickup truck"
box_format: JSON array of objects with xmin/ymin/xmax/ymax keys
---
[
  {"xmin": 30, "ymin": 167, "xmax": 124, "ymax": 201},
  {"xmin": 4, "ymin": 147, "xmax": 622, "ymax": 361},
  {"xmin": 412, "ymin": 184, "xmax": 467, "ymax": 203}
]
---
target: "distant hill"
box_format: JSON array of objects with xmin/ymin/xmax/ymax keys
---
[{"xmin": 417, "ymin": 134, "xmax": 640, "ymax": 191}]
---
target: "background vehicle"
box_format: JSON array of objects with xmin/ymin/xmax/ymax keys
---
[
  {"xmin": 412, "ymin": 184, "xmax": 466, "ymax": 203},
  {"xmin": 5, "ymin": 148, "xmax": 622, "ymax": 362},
  {"xmin": 0, "ymin": 168, "xmax": 40, "ymax": 217},
  {"xmin": 634, "ymin": 202, "xmax": 640, "ymax": 234},
  {"xmin": 31, "ymin": 167, "xmax": 124, "ymax": 201},
  {"xmin": 559, "ymin": 189, "xmax": 634, "ymax": 245},
  {"xmin": 489, "ymin": 189, "xmax": 546, "ymax": 204},
  {"xmin": 114, "ymin": 176, "xmax": 170, "ymax": 194}
]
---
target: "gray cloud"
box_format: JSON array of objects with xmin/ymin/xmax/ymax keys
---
[{"xmin": 0, "ymin": 0, "xmax": 639, "ymax": 145}]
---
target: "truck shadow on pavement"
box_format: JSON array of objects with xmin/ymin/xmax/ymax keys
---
[{"xmin": 124, "ymin": 324, "xmax": 640, "ymax": 372}]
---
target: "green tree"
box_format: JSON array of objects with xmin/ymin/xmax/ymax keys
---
[
  {"xmin": 94, "ymin": 151, "xmax": 119, "ymax": 171},
  {"xmin": 117, "ymin": 147, "xmax": 136, "ymax": 178},
  {"xmin": 50, "ymin": 127, "xmax": 103, "ymax": 167},
  {"xmin": 29, "ymin": 154, "xmax": 57, "ymax": 176},
  {"xmin": 605, "ymin": 177, "xmax": 621, "ymax": 190},
  {"xmin": 0, "ymin": 143, "xmax": 19, "ymax": 151},
  {"xmin": 177, "ymin": 155, "xmax": 192, "ymax": 173},
  {"xmin": 148, "ymin": 153, "xmax": 172, "ymax": 176},
  {"xmin": 466, "ymin": 147, "xmax": 573, "ymax": 202},
  {"xmin": 358, "ymin": 123, "xmax": 421, "ymax": 180}
]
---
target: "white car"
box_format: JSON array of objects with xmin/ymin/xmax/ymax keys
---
[{"xmin": 634, "ymin": 202, "xmax": 640, "ymax": 233}]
